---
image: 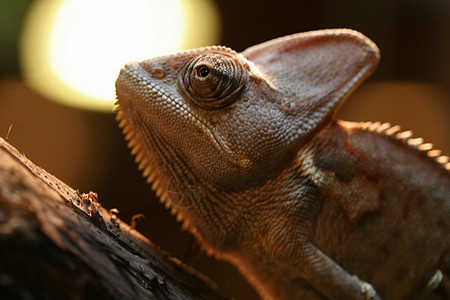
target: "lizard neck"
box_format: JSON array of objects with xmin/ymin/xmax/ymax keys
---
[
  {"xmin": 172, "ymin": 146, "xmax": 320, "ymax": 260},
  {"xmin": 184, "ymin": 117, "xmax": 450, "ymax": 255}
]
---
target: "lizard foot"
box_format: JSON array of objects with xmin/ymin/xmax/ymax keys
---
[
  {"xmin": 353, "ymin": 275, "xmax": 380, "ymax": 300},
  {"xmin": 427, "ymin": 270, "xmax": 443, "ymax": 291}
]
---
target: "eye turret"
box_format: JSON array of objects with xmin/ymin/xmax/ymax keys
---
[{"xmin": 179, "ymin": 52, "xmax": 247, "ymax": 109}]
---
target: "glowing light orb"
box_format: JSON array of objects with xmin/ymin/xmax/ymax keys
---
[{"xmin": 20, "ymin": 0, "xmax": 220, "ymax": 111}]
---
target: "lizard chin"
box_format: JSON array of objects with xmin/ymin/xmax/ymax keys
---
[
  {"xmin": 115, "ymin": 102, "xmax": 234, "ymax": 257},
  {"xmin": 114, "ymin": 103, "xmax": 191, "ymax": 230}
]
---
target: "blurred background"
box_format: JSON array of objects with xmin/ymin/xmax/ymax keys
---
[{"xmin": 1, "ymin": 0, "xmax": 449, "ymax": 299}]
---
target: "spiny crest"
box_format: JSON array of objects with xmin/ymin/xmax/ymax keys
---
[
  {"xmin": 114, "ymin": 104, "xmax": 191, "ymax": 231},
  {"xmin": 359, "ymin": 121, "xmax": 450, "ymax": 170},
  {"xmin": 204, "ymin": 45, "xmax": 238, "ymax": 54},
  {"xmin": 164, "ymin": 45, "xmax": 239, "ymax": 62}
]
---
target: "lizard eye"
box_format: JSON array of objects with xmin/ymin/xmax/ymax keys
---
[
  {"xmin": 179, "ymin": 52, "xmax": 247, "ymax": 109},
  {"xmin": 197, "ymin": 65, "xmax": 210, "ymax": 78}
]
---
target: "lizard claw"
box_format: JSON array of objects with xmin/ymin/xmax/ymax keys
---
[{"xmin": 353, "ymin": 275, "xmax": 380, "ymax": 300}]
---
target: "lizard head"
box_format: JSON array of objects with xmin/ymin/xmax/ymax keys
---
[{"xmin": 115, "ymin": 29, "xmax": 379, "ymax": 225}]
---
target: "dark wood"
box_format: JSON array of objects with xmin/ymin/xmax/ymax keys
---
[{"xmin": 0, "ymin": 137, "xmax": 229, "ymax": 300}]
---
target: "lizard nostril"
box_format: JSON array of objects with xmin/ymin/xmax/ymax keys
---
[{"xmin": 154, "ymin": 68, "xmax": 165, "ymax": 79}]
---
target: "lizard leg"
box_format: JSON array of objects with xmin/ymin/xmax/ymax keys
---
[{"xmin": 287, "ymin": 242, "xmax": 379, "ymax": 300}]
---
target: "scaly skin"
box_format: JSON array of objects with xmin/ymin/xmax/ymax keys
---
[{"xmin": 115, "ymin": 29, "xmax": 450, "ymax": 299}]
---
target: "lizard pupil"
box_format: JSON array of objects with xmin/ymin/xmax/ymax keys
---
[{"xmin": 197, "ymin": 66, "xmax": 210, "ymax": 78}]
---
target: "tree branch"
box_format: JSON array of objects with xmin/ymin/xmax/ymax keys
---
[{"xmin": 0, "ymin": 137, "xmax": 229, "ymax": 300}]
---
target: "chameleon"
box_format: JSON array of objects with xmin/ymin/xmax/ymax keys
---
[{"xmin": 115, "ymin": 29, "xmax": 450, "ymax": 299}]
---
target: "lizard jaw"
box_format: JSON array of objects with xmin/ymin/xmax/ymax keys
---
[
  {"xmin": 115, "ymin": 103, "xmax": 233, "ymax": 257},
  {"xmin": 114, "ymin": 103, "xmax": 191, "ymax": 230}
]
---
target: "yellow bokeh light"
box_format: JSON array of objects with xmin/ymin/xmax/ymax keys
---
[{"xmin": 20, "ymin": 0, "xmax": 220, "ymax": 111}]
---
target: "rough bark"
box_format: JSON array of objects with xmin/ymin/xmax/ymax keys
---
[{"xmin": 0, "ymin": 137, "xmax": 229, "ymax": 300}]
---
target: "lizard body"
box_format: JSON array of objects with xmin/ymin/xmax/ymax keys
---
[{"xmin": 115, "ymin": 29, "xmax": 450, "ymax": 299}]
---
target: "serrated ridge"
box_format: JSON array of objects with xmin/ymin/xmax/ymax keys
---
[
  {"xmin": 361, "ymin": 121, "xmax": 449, "ymax": 170},
  {"xmin": 115, "ymin": 104, "xmax": 192, "ymax": 230}
]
